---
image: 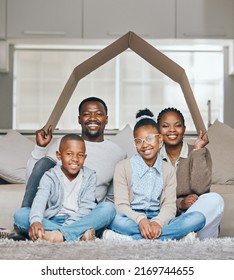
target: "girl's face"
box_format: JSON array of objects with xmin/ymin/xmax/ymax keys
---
[
  {"xmin": 134, "ymin": 125, "xmax": 163, "ymax": 167},
  {"xmin": 159, "ymin": 111, "xmax": 186, "ymax": 146}
]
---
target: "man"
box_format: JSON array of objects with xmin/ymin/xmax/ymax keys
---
[{"xmin": 8, "ymin": 97, "xmax": 126, "ymax": 240}]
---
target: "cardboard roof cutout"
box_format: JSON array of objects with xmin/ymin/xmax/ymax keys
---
[{"xmin": 44, "ymin": 31, "xmax": 206, "ymax": 133}]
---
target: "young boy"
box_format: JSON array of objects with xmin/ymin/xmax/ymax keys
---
[{"xmin": 14, "ymin": 134, "xmax": 111, "ymax": 242}]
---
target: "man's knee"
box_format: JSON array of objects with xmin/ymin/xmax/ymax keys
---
[{"xmin": 33, "ymin": 157, "xmax": 56, "ymax": 175}]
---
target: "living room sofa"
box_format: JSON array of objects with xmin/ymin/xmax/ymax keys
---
[{"xmin": 0, "ymin": 120, "xmax": 234, "ymax": 237}]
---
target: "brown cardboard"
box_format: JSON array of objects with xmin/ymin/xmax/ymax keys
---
[{"xmin": 44, "ymin": 31, "xmax": 206, "ymax": 133}]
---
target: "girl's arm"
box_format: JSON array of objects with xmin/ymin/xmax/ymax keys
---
[{"xmin": 114, "ymin": 160, "xmax": 146, "ymax": 224}]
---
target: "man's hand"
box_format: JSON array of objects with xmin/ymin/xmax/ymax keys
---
[
  {"xmin": 29, "ymin": 221, "xmax": 45, "ymax": 241},
  {"xmin": 35, "ymin": 125, "xmax": 53, "ymax": 147}
]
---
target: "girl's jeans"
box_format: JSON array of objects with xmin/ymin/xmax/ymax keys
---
[{"xmin": 109, "ymin": 210, "xmax": 206, "ymax": 240}]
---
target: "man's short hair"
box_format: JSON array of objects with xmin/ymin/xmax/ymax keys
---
[{"xmin": 78, "ymin": 97, "xmax": 108, "ymax": 115}]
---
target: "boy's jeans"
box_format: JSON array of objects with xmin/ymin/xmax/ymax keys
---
[
  {"xmin": 109, "ymin": 210, "xmax": 206, "ymax": 240},
  {"xmin": 14, "ymin": 202, "xmax": 115, "ymax": 242}
]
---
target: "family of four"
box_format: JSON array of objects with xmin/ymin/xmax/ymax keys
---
[{"xmin": 10, "ymin": 97, "xmax": 224, "ymax": 242}]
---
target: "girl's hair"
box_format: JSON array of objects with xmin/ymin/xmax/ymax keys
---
[
  {"xmin": 134, "ymin": 108, "xmax": 159, "ymax": 133},
  {"xmin": 157, "ymin": 107, "xmax": 185, "ymax": 126}
]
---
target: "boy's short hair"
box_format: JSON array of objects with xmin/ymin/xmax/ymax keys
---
[{"xmin": 60, "ymin": 134, "xmax": 85, "ymax": 148}]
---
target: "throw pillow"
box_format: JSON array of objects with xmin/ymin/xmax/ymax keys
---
[
  {"xmin": 0, "ymin": 130, "xmax": 34, "ymax": 183},
  {"xmin": 109, "ymin": 124, "xmax": 136, "ymax": 158},
  {"xmin": 207, "ymin": 120, "xmax": 234, "ymax": 185}
]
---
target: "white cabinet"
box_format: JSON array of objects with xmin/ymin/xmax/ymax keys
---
[
  {"xmin": 176, "ymin": 0, "xmax": 234, "ymax": 39},
  {"xmin": 7, "ymin": 0, "xmax": 82, "ymax": 38},
  {"xmin": 0, "ymin": 0, "xmax": 6, "ymax": 39},
  {"xmin": 83, "ymin": 0, "xmax": 175, "ymax": 39}
]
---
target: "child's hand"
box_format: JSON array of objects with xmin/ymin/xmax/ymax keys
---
[
  {"xmin": 139, "ymin": 218, "xmax": 161, "ymax": 240},
  {"xmin": 149, "ymin": 221, "xmax": 162, "ymax": 239},
  {"xmin": 29, "ymin": 222, "xmax": 45, "ymax": 241}
]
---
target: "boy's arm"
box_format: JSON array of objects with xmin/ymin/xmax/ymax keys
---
[{"xmin": 29, "ymin": 174, "xmax": 52, "ymax": 224}]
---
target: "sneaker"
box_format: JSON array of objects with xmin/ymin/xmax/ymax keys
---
[
  {"xmin": 80, "ymin": 228, "xmax": 96, "ymax": 241},
  {"xmin": 102, "ymin": 229, "xmax": 133, "ymax": 241},
  {"xmin": 181, "ymin": 232, "xmax": 197, "ymax": 242},
  {"xmin": 0, "ymin": 228, "xmax": 12, "ymax": 239},
  {"xmin": 7, "ymin": 225, "xmax": 27, "ymax": 241}
]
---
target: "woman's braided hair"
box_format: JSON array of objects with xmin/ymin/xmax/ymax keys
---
[{"xmin": 157, "ymin": 107, "xmax": 185, "ymax": 127}]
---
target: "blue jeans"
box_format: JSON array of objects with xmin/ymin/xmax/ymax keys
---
[
  {"xmin": 109, "ymin": 210, "xmax": 206, "ymax": 240},
  {"xmin": 14, "ymin": 202, "xmax": 116, "ymax": 242},
  {"xmin": 21, "ymin": 157, "xmax": 56, "ymax": 207}
]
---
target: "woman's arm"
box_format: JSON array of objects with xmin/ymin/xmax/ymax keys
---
[{"xmin": 189, "ymin": 147, "xmax": 212, "ymax": 194}]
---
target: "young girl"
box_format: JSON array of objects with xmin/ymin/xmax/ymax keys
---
[
  {"xmin": 103, "ymin": 109, "xmax": 205, "ymax": 241},
  {"xmin": 157, "ymin": 107, "xmax": 224, "ymax": 239}
]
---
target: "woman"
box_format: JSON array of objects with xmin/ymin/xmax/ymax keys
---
[{"xmin": 157, "ymin": 107, "xmax": 224, "ymax": 239}]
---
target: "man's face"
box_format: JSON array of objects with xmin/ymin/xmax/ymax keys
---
[{"xmin": 78, "ymin": 101, "xmax": 108, "ymax": 142}]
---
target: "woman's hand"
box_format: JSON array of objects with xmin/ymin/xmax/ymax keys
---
[
  {"xmin": 139, "ymin": 218, "xmax": 162, "ymax": 239},
  {"xmin": 194, "ymin": 130, "xmax": 209, "ymax": 149},
  {"xmin": 29, "ymin": 222, "xmax": 45, "ymax": 241},
  {"xmin": 179, "ymin": 194, "xmax": 199, "ymax": 210}
]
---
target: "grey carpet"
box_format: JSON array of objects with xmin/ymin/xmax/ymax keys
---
[{"xmin": 1, "ymin": 237, "xmax": 234, "ymax": 260}]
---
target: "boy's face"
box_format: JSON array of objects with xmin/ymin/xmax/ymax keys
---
[
  {"xmin": 134, "ymin": 125, "xmax": 163, "ymax": 167},
  {"xmin": 78, "ymin": 101, "xmax": 108, "ymax": 142},
  {"xmin": 56, "ymin": 139, "xmax": 87, "ymax": 181}
]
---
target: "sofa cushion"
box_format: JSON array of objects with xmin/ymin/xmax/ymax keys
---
[
  {"xmin": 0, "ymin": 130, "xmax": 34, "ymax": 183},
  {"xmin": 207, "ymin": 120, "xmax": 234, "ymax": 185},
  {"xmin": 109, "ymin": 124, "xmax": 136, "ymax": 158}
]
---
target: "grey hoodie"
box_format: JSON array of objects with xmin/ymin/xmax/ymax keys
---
[{"xmin": 30, "ymin": 165, "xmax": 97, "ymax": 225}]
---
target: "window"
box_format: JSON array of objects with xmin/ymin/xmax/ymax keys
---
[{"xmin": 13, "ymin": 44, "xmax": 223, "ymax": 132}]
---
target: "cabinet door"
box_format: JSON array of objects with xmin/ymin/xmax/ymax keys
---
[
  {"xmin": 7, "ymin": 0, "xmax": 82, "ymax": 38},
  {"xmin": 83, "ymin": 0, "xmax": 175, "ymax": 39},
  {"xmin": 0, "ymin": 0, "xmax": 6, "ymax": 39},
  {"xmin": 177, "ymin": 0, "xmax": 234, "ymax": 39}
]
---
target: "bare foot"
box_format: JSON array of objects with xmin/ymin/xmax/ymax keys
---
[
  {"xmin": 80, "ymin": 228, "xmax": 96, "ymax": 241},
  {"xmin": 42, "ymin": 230, "xmax": 64, "ymax": 243},
  {"xmin": 37, "ymin": 230, "xmax": 43, "ymax": 239}
]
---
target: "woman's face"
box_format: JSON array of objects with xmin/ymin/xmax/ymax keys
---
[
  {"xmin": 159, "ymin": 111, "xmax": 186, "ymax": 146},
  {"xmin": 134, "ymin": 125, "xmax": 162, "ymax": 167}
]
